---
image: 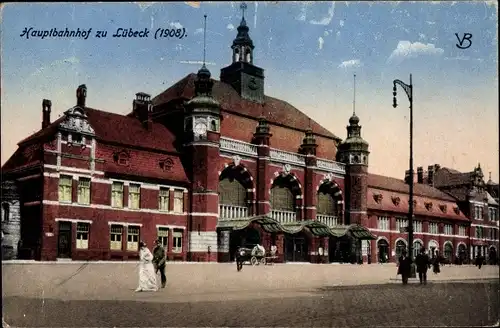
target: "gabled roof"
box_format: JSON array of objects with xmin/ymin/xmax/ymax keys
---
[
  {"xmin": 152, "ymin": 73, "xmax": 341, "ymax": 141},
  {"xmin": 433, "ymin": 167, "xmax": 473, "ymax": 187},
  {"xmin": 16, "ymin": 107, "xmax": 180, "ymax": 154},
  {"xmin": 368, "ymin": 174, "xmax": 457, "ymax": 201},
  {"xmin": 1, "ymin": 143, "xmax": 42, "ymax": 173}
]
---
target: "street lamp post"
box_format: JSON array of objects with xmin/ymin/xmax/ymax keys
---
[{"xmin": 393, "ymin": 74, "xmax": 416, "ymax": 278}]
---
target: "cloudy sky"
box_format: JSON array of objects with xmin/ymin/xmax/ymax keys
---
[{"xmin": 1, "ymin": 2, "xmax": 498, "ymax": 181}]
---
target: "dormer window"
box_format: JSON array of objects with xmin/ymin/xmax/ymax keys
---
[
  {"xmin": 159, "ymin": 158, "xmax": 174, "ymax": 171},
  {"xmin": 391, "ymin": 196, "xmax": 401, "ymax": 206},
  {"xmin": 439, "ymin": 204, "xmax": 447, "ymax": 213},
  {"xmin": 425, "ymin": 202, "xmax": 433, "ymax": 211},
  {"xmin": 113, "ymin": 150, "xmax": 130, "ymax": 166},
  {"xmin": 453, "ymin": 207, "xmax": 460, "ymax": 215}
]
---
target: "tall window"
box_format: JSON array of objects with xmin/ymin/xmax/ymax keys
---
[
  {"xmin": 59, "ymin": 175, "xmax": 73, "ymax": 202},
  {"xmin": 429, "ymin": 222, "xmax": 439, "ymax": 234},
  {"xmin": 158, "ymin": 227, "xmax": 169, "ymax": 249},
  {"xmin": 317, "ymin": 193, "xmax": 336, "ymax": 216},
  {"xmin": 458, "ymin": 226, "xmax": 466, "ymax": 236},
  {"xmin": 475, "ymin": 226, "xmax": 483, "ymax": 239},
  {"xmin": 127, "ymin": 226, "xmax": 140, "ymax": 251},
  {"xmin": 111, "ymin": 182, "xmax": 124, "ymax": 208},
  {"xmin": 173, "ymin": 230, "xmax": 183, "ymax": 253},
  {"xmin": 173, "ymin": 190, "xmax": 184, "ymax": 213},
  {"xmin": 377, "ymin": 216, "xmax": 389, "ymax": 231},
  {"xmin": 413, "ymin": 221, "xmax": 423, "ymax": 233},
  {"xmin": 110, "ymin": 225, "xmax": 123, "ymax": 250},
  {"xmin": 2, "ymin": 203, "xmax": 10, "ymax": 222},
  {"xmin": 159, "ymin": 187, "xmax": 170, "ymax": 211},
  {"xmin": 77, "ymin": 178, "xmax": 91, "ymax": 204},
  {"xmin": 76, "ymin": 223, "xmax": 90, "ymax": 249},
  {"xmin": 270, "ymin": 186, "xmax": 294, "ymax": 211},
  {"xmin": 475, "ymin": 206, "xmax": 483, "ymax": 220},
  {"xmin": 129, "ymin": 184, "xmax": 141, "ymax": 209},
  {"xmin": 444, "ymin": 224, "xmax": 453, "ymax": 235},
  {"xmin": 396, "ymin": 218, "xmax": 408, "ymax": 232}
]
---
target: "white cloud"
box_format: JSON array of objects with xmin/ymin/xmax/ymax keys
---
[
  {"xmin": 137, "ymin": 2, "xmax": 154, "ymax": 10},
  {"xmin": 318, "ymin": 37, "xmax": 324, "ymax": 50},
  {"xmin": 310, "ymin": 1, "xmax": 335, "ymax": 26},
  {"xmin": 32, "ymin": 56, "xmax": 80, "ymax": 77},
  {"xmin": 336, "ymin": 31, "xmax": 341, "ymax": 38},
  {"xmin": 296, "ymin": 6, "xmax": 307, "ymax": 21},
  {"xmin": 170, "ymin": 22, "xmax": 183, "ymax": 29},
  {"xmin": 324, "ymin": 30, "xmax": 329, "ymax": 37},
  {"xmin": 254, "ymin": 1, "xmax": 258, "ymax": 28},
  {"xmin": 194, "ymin": 28, "xmax": 203, "ymax": 34},
  {"xmin": 387, "ymin": 41, "xmax": 444, "ymax": 62},
  {"xmin": 338, "ymin": 59, "xmax": 362, "ymax": 69},
  {"xmin": 419, "ymin": 33, "xmax": 426, "ymax": 40},
  {"xmin": 339, "ymin": 19, "xmax": 344, "ymax": 27},
  {"xmin": 444, "ymin": 56, "xmax": 484, "ymax": 62},
  {"xmin": 426, "ymin": 21, "xmax": 436, "ymax": 25},
  {"xmin": 227, "ymin": 23, "xmax": 235, "ymax": 30}
]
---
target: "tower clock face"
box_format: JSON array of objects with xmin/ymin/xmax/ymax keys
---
[{"xmin": 194, "ymin": 122, "xmax": 207, "ymax": 136}]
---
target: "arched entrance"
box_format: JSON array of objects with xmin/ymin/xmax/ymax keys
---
[
  {"xmin": 413, "ymin": 240, "xmax": 423, "ymax": 258},
  {"xmin": 229, "ymin": 227, "xmax": 261, "ymax": 261},
  {"xmin": 489, "ymin": 246, "xmax": 497, "ymax": 265},
  {"xmin": 377, "ymin": 239, "xmax": 389, "ymax": 263},
  {"xmin": 270, "ymin": 173, "xmax": 302, "ymax": 224},
  {"xmin": 284, "ymin": 231, "xmax": 309, "ymax": 262},
  {"xmin": 443, "ymin": 242, "xmax": 453, "ymax": 263},
  {"xmin": 428, "ymin": 240, "xmax": 439, "ymax": 258},
  {"xmin": 316, "ymin": 179, "xmax": 343, "ymax": 225},
  {"xmin": 395, "ymin": 239, "xmax": 407, "ymax": 261},
  {"xmin": 457, "ymin": 243, "xmax": 467, "ymax": 264}
]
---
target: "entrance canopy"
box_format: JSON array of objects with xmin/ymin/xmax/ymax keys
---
[{"xmin": 217, "ymin": 216, "xmax": 376, "ymax": 239}]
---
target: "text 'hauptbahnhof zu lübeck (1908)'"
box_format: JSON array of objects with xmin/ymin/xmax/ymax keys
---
[{"xmin": 1, "ymin": 13, "xmax": 499, "ymax": 264}]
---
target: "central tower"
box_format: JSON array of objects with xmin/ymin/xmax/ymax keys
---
[{"xmin": 220, "ymin": 3, "xmax": 265, "ymax": 103}]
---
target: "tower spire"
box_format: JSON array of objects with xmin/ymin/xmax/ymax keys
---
[
  {"xmin": 241, "ymin": 2, "xmax": 247, "ymax": 22},
  {"xmin": 203, "ymin": 14, "xmax": 207, "ymax": 67},
  {"xmin": 353, "ymin": 73, "xmax": 356, "ymax": 116}
]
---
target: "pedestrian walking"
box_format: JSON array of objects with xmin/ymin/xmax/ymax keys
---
[
  {"xmin": 415, "ymin": 248, "xmax": 431, "ymax": 285},
  {"xmin": 135, "ymin": 241, "xmax": 158, "ymax": 292},
  {"xmin": 397, "ymin": 249, "xmax": 412, "ymax": 285},
  {"xmin": 236, "ymin": 247, "xmax": 245, "ymax": 272},
  {"xmin": 432, "ymin": 251, "xmax": 441, "ymax": 274},
  {"xmin": 152, "ymin": 239, "xmax": 167, "ymax": 288},
  {"xmin": 475, "ymin": 254, "xmax": 484, "ymax": 269}
]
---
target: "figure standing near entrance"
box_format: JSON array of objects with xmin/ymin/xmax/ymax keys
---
[
  {"xmin": 432, "ymin": 251, "xmax": 441, "ymax": 274},
  {"xmin": 415, "ymin": 248, "xmax": 431, "ymax": 285},
  {"xmin": 317, "ymin": 245, "xmax": 324, "ymax": 264},
  {"xmin": 397, "ymin": 250, "xmax": 412, "ymax": 285},
  {"xmin": 236, "ymin": 247, "xmax": 245, "ymax": 271}
]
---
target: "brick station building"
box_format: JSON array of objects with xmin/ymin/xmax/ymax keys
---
[{"xmin": 2, "ymin": 13, "xmax": 498, "ymax": 264}]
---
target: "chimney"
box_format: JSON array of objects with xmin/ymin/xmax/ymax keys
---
[
  {"xmin": 42, "ymin": 99, "xmax": 52, "ymax": 129},
  {"xmin": 76, "ymin": 84, "xmax": 87, "ymax": 107},
  {"xmin": 417, "ymin": 166, "xmax": 424, "ymax": 184},
  {"xmin": 428, "ymin": 165, "xmax": 435, "ymax": 186},
  {"xmin": 404, "ymin": 170, "xmax": 411, "ymax": 184},
  {"xmin": 133, "ymin": 92, "xmax": 153, "ymax": 130}
]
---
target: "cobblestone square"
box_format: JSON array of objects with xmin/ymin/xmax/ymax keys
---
[{"xmin": 2, "ymin": 262, "xmax": 499, "ymax": 327}]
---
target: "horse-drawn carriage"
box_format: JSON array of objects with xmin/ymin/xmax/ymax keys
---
[{"xmin": 236, "ymin": 244, "xmax": 277, "ymax": 270}]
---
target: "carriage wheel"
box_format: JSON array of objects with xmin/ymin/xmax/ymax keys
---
[
  {"xmin": 261, "ymin": 257, "xmax": 267, "ymax": 265},
  {"xmin": 250, "ymin": 256, "xmax": 258, "ymax": 266}
]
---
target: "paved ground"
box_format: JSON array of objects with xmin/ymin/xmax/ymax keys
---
[{"xmin": 3, "ymin": 262, "xmax": 499, "ymax": 327}]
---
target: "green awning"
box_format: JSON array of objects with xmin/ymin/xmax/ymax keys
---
[
  {"xmin": 217, "ymin": 215, "xmax": 288, "ymax": 233},
  {"xmin": 348, "ymin": 224, "xmax": 377, "ymax": 240}
]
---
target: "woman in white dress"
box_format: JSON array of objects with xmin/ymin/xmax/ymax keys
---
[{"xmin": 135, "ymin": 241, "xmax": 158, "ymax": 292}]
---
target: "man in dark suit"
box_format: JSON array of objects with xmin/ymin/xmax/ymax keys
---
[
  {"xmin": 152, "ymin": 239, "xmax": 167, "ymax": 288},
  {"xmin": 398, "ymin": 250, "xmax": 412, "ymax": 285},
  {"xmin": 415, "ymin": 248, "xmax": 431, "ymax": 284}
]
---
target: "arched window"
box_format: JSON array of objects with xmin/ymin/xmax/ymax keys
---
[
  {"xmin": 317, "ymin": 192, "xmax": 336, "ymax": 215},
  {"xmin": 395, "ymin": 240, "xmax": 406, "ymax": 259},
  {"xmin": 270, "ymin": 186, "xmax": 294, "ymax": 211},
  {"xmin": 444, "ymin": 243, "xmax": 453, "ymax": 261},
  {"xmin": 219, "ymin": 179, "xmax": 246, "ymax": 207},
  {"xmin": 2, "ymin": 203, "xmax": 9, "ymax": 222},
  {"xmin": 234, "ymin": 48, "xmax": 240, "ymax": 62},
  {"xmin": 413, "ymin": 241, "xmax": 423, "ymax": 258}
]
